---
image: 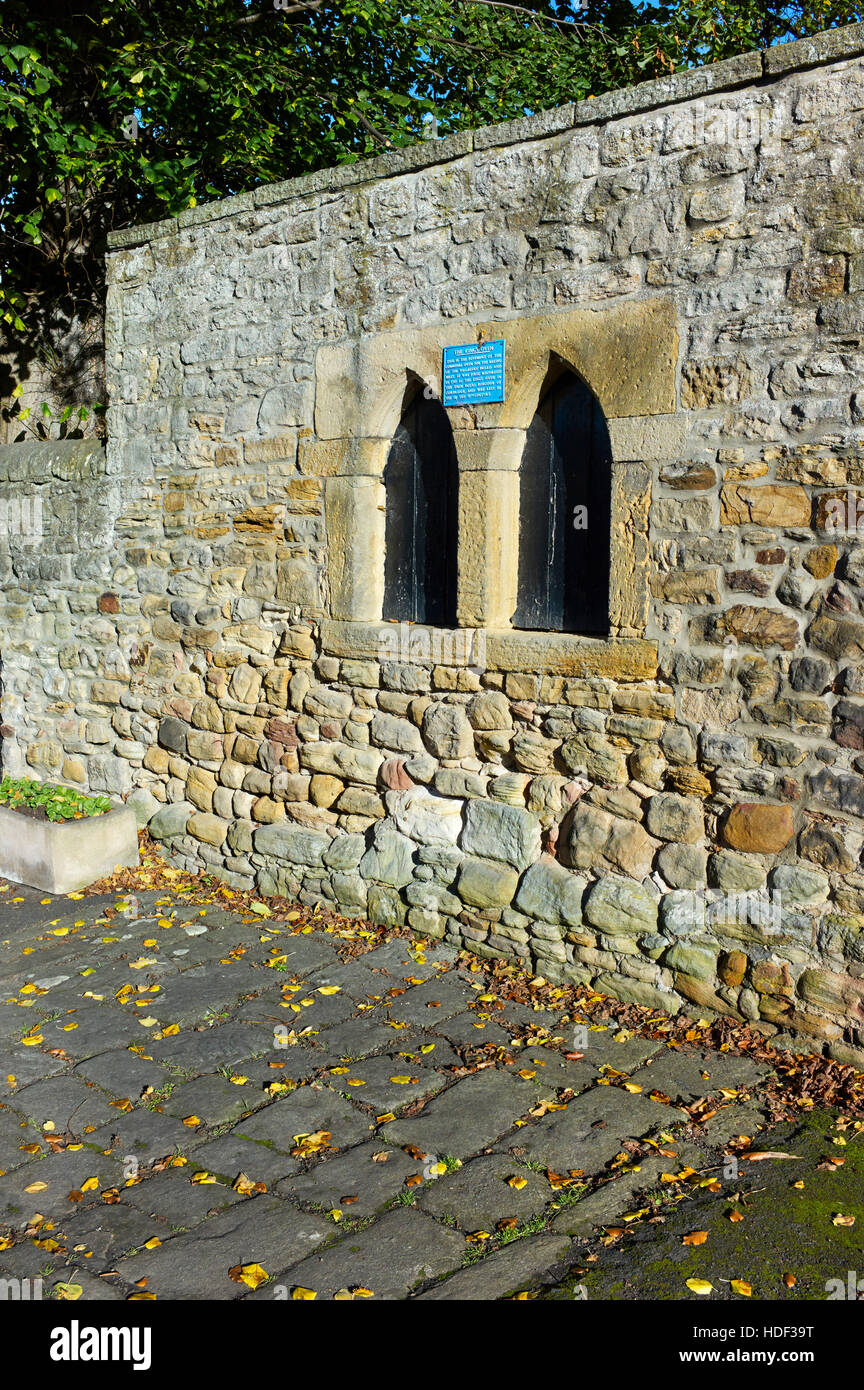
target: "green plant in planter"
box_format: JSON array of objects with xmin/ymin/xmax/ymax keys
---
[{"xmin": 0, "ymin": 777, "xmax": 112, "ymax": 822}]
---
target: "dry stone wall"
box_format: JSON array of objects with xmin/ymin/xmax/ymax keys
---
[{"xmin": 9, "ymin": 24, "xmax": 864, "ymax": 1058}]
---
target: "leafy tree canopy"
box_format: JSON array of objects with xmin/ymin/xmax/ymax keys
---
[{"xmin": 2, "ymin": 0, "xmax": 863, "ymax": 362}]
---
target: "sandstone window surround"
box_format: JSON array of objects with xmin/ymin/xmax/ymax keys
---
[{"xmin": 316, "ymin": 298, "xmax": 683, "ymax": 679}]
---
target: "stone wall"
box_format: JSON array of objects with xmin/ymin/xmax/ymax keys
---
[
  {"xmin": 0, "ymin": 439, "xmax": 137, "ymax": 794},
  {"xmin": 10, "ymin": 22, "xmax": 864, "ymax": 1059}
]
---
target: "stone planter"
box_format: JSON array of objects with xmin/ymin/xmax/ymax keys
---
[{"xmin": 0, "ymin": 803, "xmax": 139, "ymax": 895}]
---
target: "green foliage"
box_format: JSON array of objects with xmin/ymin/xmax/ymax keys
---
[
  {"xmin": 0, "ymin": 776, "xmax": 112, "ymax": 822},
  {"xmin": 7, "ymin": 385, "xmax": 106, "ymax": 439},
  {"xmin": 2, "ymin": 0, "xmax": 864, "ymax": 352}
]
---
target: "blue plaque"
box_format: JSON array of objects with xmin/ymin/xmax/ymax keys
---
[{"xmin": 442, "ymin": 339, "xmax": 506, "ymax": 407}]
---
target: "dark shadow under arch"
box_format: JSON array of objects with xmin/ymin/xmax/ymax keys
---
[
  {"xmin": 513, "ymin": 367, "xmax": 611, "ymax": 636},
  {"xmin": 382, "ymin": 385, "xmax": 459, "ymax": 627}
]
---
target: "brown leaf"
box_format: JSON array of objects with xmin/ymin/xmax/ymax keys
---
[
  {"xmin": 683, "ymin": 1231, "xmax": 708, "ymax": 1246},
  {"xmin": 739, "ymin": 1151, "xmax": 800, "ymax": 1162}
]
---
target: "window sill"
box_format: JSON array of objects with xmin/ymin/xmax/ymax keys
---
[{"xmin": 321, "ymin": 619, "xmax": 657, "ymax": 680}]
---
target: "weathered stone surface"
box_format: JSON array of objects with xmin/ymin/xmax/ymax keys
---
[
  {"xmin": 467, "ymin": 690, "xmax": 512, "ymax": 731},
  {"xmin": 299, "ymin": 741, "xmax": 383, "ymax": 784},
  {"xmin": 799, "ymin": 821, "xmax": 854, "ymax": 873},
  {"xmin": 370, "ymin": 712, "xmax": 424, "ymax": 754},
  {"xmin": 461, "ymin": 799, "xmax": 541, "ymax": 872},
  {"xmin": 656, "ymin": 842, "xmax": 708, "ymax": 890},
  {"xmin": 721, "ymin": 803, "xmax": 795, "ymax": 853},
  {"xmin": 645, "ymin": 792, "xmax": 704, "ymax": 844},
  {"xmin": 386, "ymin": 787, "xmax": 463, "ymax": 846},
  {"xmin": 768, "ymin": 863, "xmax": 830, "ymax": 908},
  {"xmin": 583, "ymin": 876, "xmax": 659, "ymax": 935},
  {"xmin": 708, "ymin": 850, "xmax": 766, "ymax": 892},
  {"xmin": 714, "ymin": 606, "xmax": 799, "ymax": 651},
  {"xmin": 456, "ymin": 856, "xmax": 520, "ymax": 910},
  {"xmin": 254, "ymin": 823, "xmax": 331, "ymax": 865},
  {"xmin": 267, "ymin": 1208, "xmax": 464, "ymax": 1300},
  {"xmin": 720, "ymin": 483, "xmax": 811, "ymax": 527},
  {"xmin": 359, "ymin": 821, "xmax": 416, "ymax": 887},
  {"xmin": 567, "ymin": 803, "xmax": 659, "ymax": 879},
  {"xmin": 515, "ymin": 857, "xmax": 586, "ymax": 927},
  {"xmin": 149, "ymin": 800, "xmax": 195, "ymax": 840},
  {"xmin": 421, "ymin": 703, "xmax": 474, "ymax": 759},
  {"xmin": 807, "ymin": 614, "xmax": 864, "ymax": 661}
]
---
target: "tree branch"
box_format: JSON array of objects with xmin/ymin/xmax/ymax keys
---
[{"xmin": 233, "ymin": 0, "xmax": 324, "ymax": 23}]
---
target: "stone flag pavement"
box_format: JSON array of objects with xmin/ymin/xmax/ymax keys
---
[{"xmin": 0, "ymin": 871, "xmax": 857, "ymax": 1301}]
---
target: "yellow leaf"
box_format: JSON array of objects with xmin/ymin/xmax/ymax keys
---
[
  {"xmin": 317, "ymin": 986, "xmax": 341, "ymax": 995},
  {"xmin": 686, "ymin": 1278, "xmax": 714, "ymax": 1295},
  {"xmin": 292, "ymin": 1286, "xmax": 317, "ymax": 1299},
  {"xmin": 233, "ymin": 1262, "xmax": 268, "ymax": 1290},
  {"xmin": 731, "ymin": 1279, "xmax": 752, "ymax": 1297},
  {"xmin": 833, "ymin": 1213, "xmax": 856, "ymax": 1227},
  {"xmin": 182, "ymin": 1115, "xmax": 201, "ymax": 1127},
  {"xmin": 389, "ymin": 1076, "xmax": 415, "ymax": 1085},
  {"xmin": 25, "ymin": 1181, "xmax": 48, "ymax": 1193},
  {"xmin": 508, "ymin": 1175, "xmax": 528, "ymax": 1190},
  {"xmin": 144, "ymin": 1238, "xmax": 162, "ymax": 1250},
  {"xmin": 54, "ymin": 1282, "xmax": 84, "ymax": 1300},
  {"xmin": 683, "ymin": 1231, "xmax": 708, "ymax": 1247},
  {"xmin": 191, "ymin": 1171, "xmax": 217, "ymax": 1185}
]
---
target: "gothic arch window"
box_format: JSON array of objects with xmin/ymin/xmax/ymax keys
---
[
  {"xmin": 383, "ymin": 385, "xmax": 459, "ymax": 627},
  {"xmin": 513, "ymin": 369, "xmax": 612, "ymax": 636}
]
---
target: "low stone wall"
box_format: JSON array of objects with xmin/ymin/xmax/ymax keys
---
[
  {"xmin": 0, "ymin": 440, "xmax": 134, "ymax": 795},
  {"xmin": 139, "ymin": 629, "xmax": 861, "ymax": 1065}
]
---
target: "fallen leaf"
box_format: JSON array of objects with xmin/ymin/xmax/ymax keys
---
[
  {"xmin": 683, "ymin": 1231, "xmax": 708, "ymax": 1246},
  {"xmin": 686, "ymin": 1278, "xmax": 714, "ymax": 1295},
  {"xmin": 229, "ymin": 1262, "xmax": 268, "ymax": 1290},
  {"xmin": 739, "ymin": 1151, "xmax": 800, "ymax": 1162},
  {"xmin": 731, "ymin": 1279, "xmax": 752, "ymax": 1297}
]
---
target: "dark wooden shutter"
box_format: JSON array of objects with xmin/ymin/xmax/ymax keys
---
[
  {"xmin": 383, "ymin": 392, "xmax": 458, "ymax": 626},
  {"xmin": 514, "ymin": 373, "xmax": 611, "ymax": 635}
]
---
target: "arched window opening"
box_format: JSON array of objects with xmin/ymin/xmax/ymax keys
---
[
  {"xmin": 383, "ymin": 387, "xmax": 458, "ymax": 627},
  {"xmin": 513, "ymin": 370, "xmax": 611, "ymax": 636}
]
